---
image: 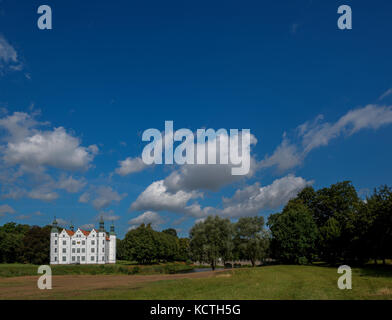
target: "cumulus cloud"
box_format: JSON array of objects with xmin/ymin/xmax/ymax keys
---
[
  {"xmin": 0, "ymin": 111, "xmax": 98, "ymax": 202},
  {"xmin": 128, "ymin": 211, "xmax": 165, "ymax": 229},
  {"xmin": 259, "ymin": 134, "xmax": 302, "ymax": 172},
  {"xmin": 115, "ymin": 157, "xmax": 147, "ymax": 176},
  {"xmin": 96, "ymin": 209, "xmax": 120, "ymax": 221},
  {"xmin": 27, "ymin": 188, "xmax": 59, "ymax": 201},
  {"xmin": 0, "ymin": 112, "xmax": 98, "ymax": 171},
  {"xmin": 130, "ymin": 180, "xmax": 206, "ymax": 216},
  {"xmin": 220, "ymin": 175, "xmax": 312, "ymax": 217},
  {"xmin": 57, "ymin": 175, "xmax": 86, "ymax": 193},
  {"xmin": 78, "ymin": 192, "xmax": 90, "ymax": 203},
  {"xmin": 130, "ymin": 175, "xmax": 310, "ymax": 219},
  {"xmin": 0, "ymin": 204, "xmax": 15, "ymax": 214},
  {"xmin": 3, "ymin": 127, "xmax": 98, "ymax": 171},
  {"xmin": 161, "ymin": 131, "xmax": 258, "ymax": 193},
  {"xmin": 79, "ymin": 186, "xmax": 127, "ymax": 210}
]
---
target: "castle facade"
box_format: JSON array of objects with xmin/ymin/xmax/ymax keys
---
[{"xmin": 50, "ymin": 217, "xmax": 116, "ymax": 265}]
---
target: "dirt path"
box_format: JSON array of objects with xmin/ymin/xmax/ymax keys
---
[{"xmin": 0, "ymin": 269, "xmax": 229, "ymax": 299}]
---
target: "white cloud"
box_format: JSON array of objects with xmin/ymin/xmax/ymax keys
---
[
  {"xmin": 0, "ymin": 112, "xmax": 98, "ymax": 171},
  {"xmin": 57, "ymin": 175, "xmax": 86, "ymax": 193},
  {"xmin": 220, "ymin": 175, "xmax": 312, "ymax": 217},
  {"xmin": 162, "ymin": 132, "xmax": 258, "ymax": 193},
  {"xmin": 260, "ymin": 104, "xmax": 392, "ymax": 172},
  {"xmin": 0, "ymin": 111, "xmax": 99, "ymax": 202},
  {"xmin": 379, "ymin": 88, "xmax": 392, "ymax": 101},
  {"xmin": 128, "ymin": 211, "xmax": 165, "ymax": 229},
  {"xmin": 130, "ymin": 180, "xmax": 204, "ymax": 216},
  {"xmin": 97, "ymin": 209, "xmax": 120, "ymax": 221},
  {"xmin": 80, "ymin": 223, "xmax": 95, "ymax": 230},
  {"xmin": 4, "ymin": 127, "xmax": 98, "ymax": 171},
  {"xmin": 78, "ymin": 192, "xmax": 90, "ymax": 203},
  {"xmin": 0, "ymin": 35, "xmax": 22, "ymax": 72},
  {"xmin": 56, "ymin": 218, "xmax": 69, "ymax": 227},
  {"xmin": 14, "ymin": 214, "xmax": 30, "ymax": 220},
  {"xmin": 115, "ymin": 157, "xmax": 147, "ymax": 176},
  {"xmin": 79, "ymin": 186, "xmax": 127, "ymax": 210},
  {"xmin": 27, "ymin": 188, "xmax": 59, "ymax": 201},
  {"xmin": 0, "ymin": 204, "xmax": 15, "ymax": 214},
  {"xmin": 259, "ymin": 134, "xmax": 302, "ymax": 172},
  {"xmin": 301, "ymin": 104, "xmax": 392, "ymax": 153}
]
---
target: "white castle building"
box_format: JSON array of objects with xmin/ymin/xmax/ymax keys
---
[{"xmin": 50, "ymin": 217, "xmax": 116, "ymax": 265}]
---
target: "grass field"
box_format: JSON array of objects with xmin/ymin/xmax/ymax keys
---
[
  {"xmin": 1, "ymin": 264, "xmax": 392, "ymax": 299},
  {"xmin": 0, "ymin": 261, "xmax": 194, "ymax": 277}
]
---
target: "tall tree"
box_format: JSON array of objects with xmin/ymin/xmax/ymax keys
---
[
  {"xmin": 234, "ymin": 216, "xmax": 269, "ymax": 266},
  {"xmin": 268, "ymin": 200, "xmax": 319, "ymax": 264},
  {"xmin": 189, "ymin": 216, "xmax": 233, "ymax": 270}
]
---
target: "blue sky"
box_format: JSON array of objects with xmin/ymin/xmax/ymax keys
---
[{"xmin": 0, "ymin": 0, "xmax": 391, "ymax": 238}]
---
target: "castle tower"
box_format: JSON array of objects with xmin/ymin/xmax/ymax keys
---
[
  {"xmin": 50, "ymin": 217, "xmax": 59, "ymax": 264},
  {"xmin": 97, "ymin": 216, "xmax": 106, "ymax": 264},
  {"xmin": 108, "ymin": 222, "xmax": 116, "ymax": 264}
]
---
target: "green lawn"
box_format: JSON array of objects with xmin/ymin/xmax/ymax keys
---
[
  {"xmin": 72, "ymin": 265, "xmax": 392, "ymax": 300},
  {"xmin": 1, "ymin": 264, "xmax": 392, "ymax": 299},
  {"xmin": 0, "ymin": 261, "xmax": 193, "ymax": 277}
]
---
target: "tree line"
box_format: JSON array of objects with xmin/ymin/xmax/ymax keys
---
[
  {"xmin": 268, "ymin": 181, "xmax": 392, "ymax": 265},
  {"xmin": 117, "ymin": 226, "xmax": 190, "ymax": 264},
  {"xmin": 0, "ymin": 181, "xmax": 390, "ymax": 267},
  {"xmin": 0, "ymin": 223, "xmax": 50, "ymax": 265}
]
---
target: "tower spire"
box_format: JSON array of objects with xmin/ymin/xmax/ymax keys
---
[
  {"xmin": 99, "ymin": 215, "xmax": 105, "ymax": 232},
  {"xmin": 110, "ymin": 221, "xmax": 116, "ymax": 235},
  {"xmin": 51, "ymin": 216, "xmax": 59, "ymax": 233}
]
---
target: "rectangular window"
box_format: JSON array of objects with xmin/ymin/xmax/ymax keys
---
[
  {"xmin": 91, "ymin": 248, "xmax": 95, "ymax": 253},
  {"xmin": 102, "ymin": 248, "xmax": 104, "ymax": 253},
  {"xmin": 82, "ymin": 256, "xmax": 85, "ymax": 261},
  {"xmin": 82, "ymin": 248, "xmax": 85, "ymax": 253},
  {"xmin": 63, "ymin": 240, "xmax": 66, "ymax": 245},
  {"xmin": 54, "ymin": 248, "xmax": 57, "ymax": 253},
  {"xmin": 72, "ymin": 256, "xmax": 75, "ymax": 261},
  {"xmin": 72, "ymin": 248, "xmax": 75, "ymax": 253},
  {"xmin": 82, "ymin": 241, "xmax": 85, "ymax": 245},
  {"xmin": 72, "ymin": 240, "xmax": 76, "ymax": 245},
  {"xmin": 102, "ymin": 257, "xmax": 105, "ymax": 261},
  {"xmin": 55, "ymin": 257, "xmax": 57, "ymax": 261},
  {"xmin": 92, "ymin": 240, "xmax": 95, "ymax": 245},
  {"xmin": 77, "ymin": 248, "xmax": 80, "ymax": 253},
  {"xmin": 62, "ymin": 248, "xmax": 66, "ymax": 253},
  {"xmin": 55, "ymin": 240, "xmax": 57, "ymax": 245},
  {"xmin": 103, "ymin": 240, "xmax": 105, "ymax": 245},
  {"xmin": 91, "ymin": 256, "xmax": 95, "ymax": 261},
  {"xmin": 62, "ymin": 256, "xmax": 66, "ymax": 262}
]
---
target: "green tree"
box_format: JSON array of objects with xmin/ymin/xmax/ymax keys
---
[
  {"xmin": 162, "ymin": 228, "xmax": 178, "ymax": 238},
  {"xmin": 365, "ymin": 185, "xmax": 392, "ymax": 264},
  {"xmin": 122, "ymin": 224, "xmax": 157, "ymax": 264},
  {"xmin": 234, "ymin": 216, "xmax": 269, "ymax": 266},
  {"xmin": 268, "ymin": 200, "xmax": 318, "ymax": 264},
  {"xmin": 177, "ymin": 238, "xmax": 190, "ymax": 261},
  {"xmin": 189, "ymin": 216, "xmax": 233, "ymax": 270},
  {"xmin": 21, "ymin": 225, "xmax": 51, "ymax": 265}
]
